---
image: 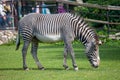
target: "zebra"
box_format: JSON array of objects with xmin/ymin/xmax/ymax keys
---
[{"xmin": 16, "ymin": 13, "xmax": 100, "ymax": 71}]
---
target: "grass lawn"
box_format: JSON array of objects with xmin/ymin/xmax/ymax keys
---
[{"xmin": 0, "ymin": 42, "xmax": 120, "ymax": 80}]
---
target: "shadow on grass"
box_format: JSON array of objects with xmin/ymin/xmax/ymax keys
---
[
  {"xmin": 0, "ymin": 67, "xmax": 91, "ymax": 71},
  {"xmin": 0, "ymin": 68, "xmax": 23, "ymax": 71},
  {"xmin": 0, "ymin": 67, "xmax": 65, "ymax": 71}
]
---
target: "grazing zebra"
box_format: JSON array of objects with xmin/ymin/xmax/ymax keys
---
[{"xmin": 16, "ymin": 13, "xmax": 100, "ymax": 71}]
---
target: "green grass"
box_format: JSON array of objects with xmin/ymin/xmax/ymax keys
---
[{"xmin": 0, "ymin": 42, "xmax": 120, "ymax": 80}]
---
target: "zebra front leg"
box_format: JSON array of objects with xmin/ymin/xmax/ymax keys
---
[
  {"xmin": 63, "ymin": 45, "xmax": 69, "ymax": 70},
  {"xmin": 66, "ymin": 43, "xmax": 78, "ymax": 71},
  {"xmin": 22, "ymin": 41, "xmax": 30, "ymax": 70},
  {"xmin": 61, "ymin": 26, "xmax": 78, "ymax": 71},
  {"xmin": 31, "ymin": 42, "xmax": 44, "ymax": 70}
]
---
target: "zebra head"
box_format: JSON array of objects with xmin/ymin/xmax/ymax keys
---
[{"xmin": 85, "ymin": 39, "xmax": 100, "ymax": 68}]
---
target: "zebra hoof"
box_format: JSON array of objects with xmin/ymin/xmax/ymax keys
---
[
  {"xmin": 74, "ymin": 67, "xmax": 79, "ymax": 71},
  {"xmin": 65, "ymin": 67, "xmax": 70, "ymax": 70},
  {"xmin": 39, "ymin": 67, "xmax": 45, "ymax": 70},
  {"xmin": 63, "ymin": 65, "xmax": 69, "ymax": 70},
  {"xmin": 24, "ymin": 67, "xmax": 29, "ymax": 71}
]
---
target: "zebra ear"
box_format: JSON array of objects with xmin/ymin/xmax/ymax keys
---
[
  {"xmin": 92, "ymin": 39, "xmax": 102, "ymax": 45},
  {"xmin": 98, "ymin": 40, "xmax": 102, "ymax": 45}
]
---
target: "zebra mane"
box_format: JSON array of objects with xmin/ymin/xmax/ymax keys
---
[
  {"xmin": 70, "ymin": 13, "xmax": 99, "ymax": 45},
  {"xmin": 69, "ymin": 12, "xmax": 82, "ymax": 18},
  {"xmin": 87, "ymin": 26, "xmax": 99, "ymax": 45},
  {"xmin": 94, "ymin": 33, "xmax": 99, "ymax": 45}
]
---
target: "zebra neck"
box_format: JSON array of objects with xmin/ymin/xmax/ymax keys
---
[{"xmin": 75, "ymin": 26, "xmax": 96, "ymax": 46}]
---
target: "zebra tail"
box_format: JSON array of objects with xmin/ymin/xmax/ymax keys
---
[{"xmin": 15, "ymin": 31, "xmax": 20, "ymax": 50}]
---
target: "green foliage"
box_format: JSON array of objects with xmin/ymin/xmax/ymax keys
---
[
  {"xmin": 84, "ymin": 0, "xmax": 120, "ymax": 5},
  {"xmin": 105, "ymin": 39, "xmax": 120, "ymax": 47},
  {"xmin": 74, "ymin": 0, "xmax": 120, "ymax": 37}
]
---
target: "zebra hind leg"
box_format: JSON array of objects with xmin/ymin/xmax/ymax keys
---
[
  {"xmin": 31, "ymin": 41, "xmax": 44, "ymax": 70},
  {"xmin": 63, "ymin": 45, "xmax": 69, "ymax": 70},
  {"xmin": 22, "ymin": 41, "xmax": 30, "ymax": 70}
]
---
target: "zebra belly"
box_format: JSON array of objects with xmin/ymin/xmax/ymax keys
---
[{"xmin": 35, "ymin": 34, "xmax": 62, "ymax": 42}]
